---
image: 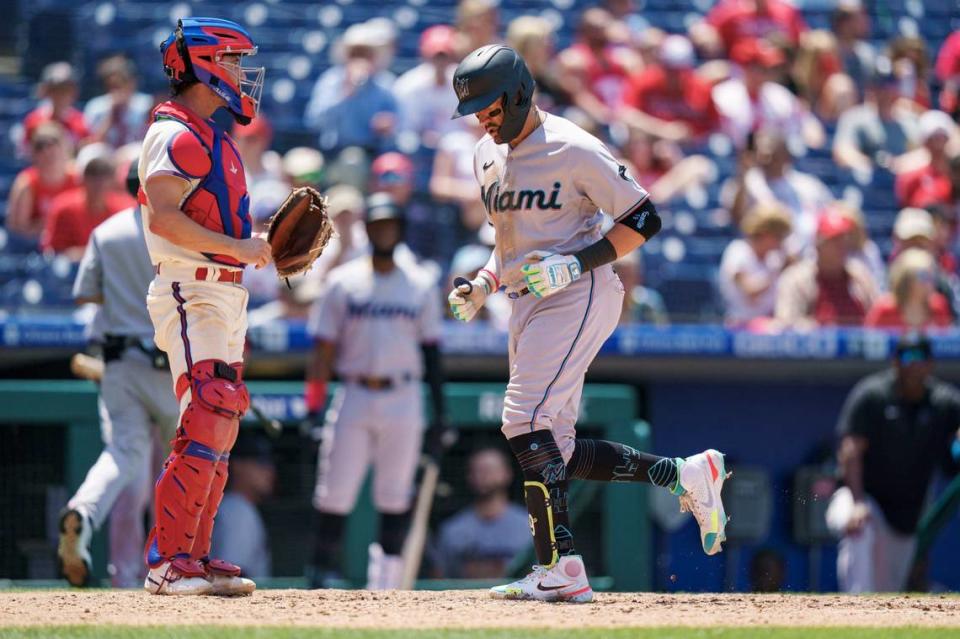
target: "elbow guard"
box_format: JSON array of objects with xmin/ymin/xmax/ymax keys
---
[{"xmin": 618, "ymin": 199, "xmax": 661, "ymax": 240}]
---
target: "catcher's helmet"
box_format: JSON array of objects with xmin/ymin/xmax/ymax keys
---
[
  {"xmin": 365, "ymin": 192, "xmax": 404, "ymax": 224},
  {"xmin": 161, "ymin": 18, "xmax": 264, "ymax": 125},
  {"xmin": 451, "ymin": 45, "xmax": 535, "ymax": 143}
]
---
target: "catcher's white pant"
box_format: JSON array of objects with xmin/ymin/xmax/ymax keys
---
[
  {"xmin": 313, "ymin": 382, "xmax": 423, "ymax": 515},
  {"xmin": 66, "ymin": 351, "xmax": 178, "ymax": 587},
  {"xmin": 146, "ymin": 269, "xmax": 248, "ymax": 402},
  {"xmin": 826, "ymin": 487, "xmax": 917, "ymax": 593},
  {"xmin": 501, "ymin": 265, "xmax": 623, "ymax": 462}
]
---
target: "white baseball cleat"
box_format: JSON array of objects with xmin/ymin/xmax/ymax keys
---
[
  {"xmin": 57, "ymin": 509, "xmax": 92, "ymax": 587},
  {"xmin": 144, "ymin": 558, "xmax": 215, "ymax": 595},
  {"xmin": 678, "ymin": 449, "xmax": 730, "ymax": 556},
  {"xmin": 205, "ymin": 558, "xmax": 256, "ymax": 596},
  {"xmin": 490, "ymin": 555, "xmax": 593, "ymax": 603}
]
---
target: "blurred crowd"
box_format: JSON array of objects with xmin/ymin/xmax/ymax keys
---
[{"xmin": 7, "ymin": 0, "xmax": 960, "ymax": 333}]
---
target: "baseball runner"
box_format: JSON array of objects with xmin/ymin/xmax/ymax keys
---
[
  {"xmin": 305, "ymin": 192, "xmax": 446, "ymax": 590},
  {"xmin": 138, "ymin": 17, "xmax": 271, "ymax": 596},
  {"xmin": 447, "ymin": 46, "xmax": 730, "ymax": 602},
  {"xmin": 57, "ymin": 164, "xmax": 179, "ymax": 589}
]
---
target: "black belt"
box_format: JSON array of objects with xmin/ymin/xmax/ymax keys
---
[
  {"xmin": 103, "ymin": 335, "xmax": 169, "ymax": 370},
  {"xmin": 344, "ymin": 373, "xmax": 414, "ymax": 390}
]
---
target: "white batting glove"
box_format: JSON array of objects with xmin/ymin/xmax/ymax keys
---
[
  {"xmin": 448, "ymin": 272, "xmax": 496, "ymax": 322},
  {"xmin": 520, "ymin": 251, "xmax": 582, "ymax": 298}
]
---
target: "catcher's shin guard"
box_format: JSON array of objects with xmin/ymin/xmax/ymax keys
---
[{"xmin": 151, "ymin": 360, "xmax": 248, "ymax": 562}]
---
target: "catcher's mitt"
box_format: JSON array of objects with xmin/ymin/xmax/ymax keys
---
[{"xmin": 267, "ymin": 186, "xmax": 333, "ymax": 278}]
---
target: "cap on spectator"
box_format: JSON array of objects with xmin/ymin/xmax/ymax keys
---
[
  {"xmin": 40, "ymin": 62, "xmax": 77, "ymax": 88},
  {"xmin": 659, "ymin": 35, "xmax": 695, "ymax": 69},
  {"xmin": 816, "ymin": 210, "xmax": 855, "ymax": 240},
  {"xmin": 835, "ymin": 0, "xmax": 863, "ymax": 13},
  {"xmin": 918, "ymin": 110, "xmax": 954, "ymax": 143},
  {"xmin": 371, "ymin": 152, "xmax": 414, "ymax": 184},
  {"xmin": 364, "ymin": 17, "xmax": 398, "ymax": 49},
  {"xmin": 731, "ymin": 38, "xmax": 785, "ymax": 68},
  {"xmin": 341, "ymin": 23, "xmax": 376, "ymax": 50},
  {"xmin": 894, "ymin": 331, "xmax": 932, "ymax": 365},
  {"xmin": 282, "ymin": 147, "xmax": 324, "ymax": 183},
  {"xmin": 420, "ymin": 25, "xmax": 456, "ymax": 58},
  {"xmin": 893, "ymin": 207, "xmax": 936, "ymax": 241},
  {"xmin": 325, "ymin": 184, "xmax": 364, "ymax": 218},
  {"xmin": 76, "ymin": 143, "xmax": 113, "ymax": 177},
  {"xmin": 233, "ymin": 115, "xmax": 273, "ymax": 142}
]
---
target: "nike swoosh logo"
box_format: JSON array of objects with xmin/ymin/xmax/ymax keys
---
[
  {"xmin": 483, "ymin": 160, "xmax": 494, "ymax": 170},
  {"xmin": 537, "ymin": 582, "xmax": 573, "ymax": 592},
  {"xmin": 699, "ymin": 480, "xmax": 716, "ymax": 510}
]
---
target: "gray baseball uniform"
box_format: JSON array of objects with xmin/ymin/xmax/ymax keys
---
[
  {"xmin": 307, "ymin": 256, "xmax": 442, "ymax": 514},
  {"xmin": 67, "ymin": 207, "xmax": 179, "ymax": 587},
  {"xmin": 473, "ymin": 113, "xmax": 649, "ymax": 460}
]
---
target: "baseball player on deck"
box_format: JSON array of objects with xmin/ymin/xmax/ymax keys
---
[
  {"xmin": 448, "ymin": 46, "xmax": 729, "ymax": 603},
  {"xmin": 138, "ymin": 17, "xmax": 271, "ymax": 595},
  {"xmin": 306, "ymin": 193, "xmax": 446, "ymax": 590}
]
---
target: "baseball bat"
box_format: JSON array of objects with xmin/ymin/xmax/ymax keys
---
[
  {"xmin": 70, "ymin": 353, "xmax": 104, "ymax": 382},
  {"xmin": 453, "ymin": 276, "xmax": 473, "ymax": 295},
  {"xmin": 248, "ymin": 401, "xmax": 284, "ymax": 439},
  {"xmin": 399, "ymin": 457, "xmax": 440, "ymax": 589}
]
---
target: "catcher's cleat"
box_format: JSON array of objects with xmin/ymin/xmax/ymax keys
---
[
  {"xmin": 144, "ymin": 558, "xmax": 214, "ymax": 595},
  {"xmin": 490, "ymin": 555, "xmax": 593, "ymax": 603},
  {"xmin": 678, "ymin": 449, "xmax": 729, "ymax": 556},
  {"xmin": 57, "ymin": 509, "xmax": 92, "ymax": 587},
  {"xmin": 204, "ymin": 558, "xmax": 256, "ymax": 596}
]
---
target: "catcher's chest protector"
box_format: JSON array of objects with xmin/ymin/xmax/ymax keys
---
[{"xmin": 144, "ymin": 102, "xmax": 252, "ymax": 266}]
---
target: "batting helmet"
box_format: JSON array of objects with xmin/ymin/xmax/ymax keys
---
[
  {"xmin": 365, "ymin": 192, "xmax": 404, "ymax": 224},
  {"xmin": 451, "ymin": 45, "xmax": 535, "ymax": 143},
  {"xmin": 160, "ymin": 18, "xmax": 265, "ymax": 125}
]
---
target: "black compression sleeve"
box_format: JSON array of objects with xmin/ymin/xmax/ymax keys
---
[
  {"xmin": 573, "ymin": 237, "xmax": 618, "ymax": 273},
  {"xmin": 421, "ymin": 342, "xmax": 445, "ymax": 422},
  {"xmin": 618, "ymin": 198, "xmax": 661, "ymax": 239}
]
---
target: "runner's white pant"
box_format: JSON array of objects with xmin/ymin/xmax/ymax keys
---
[
  {"xmin": 502, "ymin": 264, "xmax": 624, "ymax": 462},
  {"xmin": 313, "ymin": 382, "xmax": 424, "ymax": 515},
  {"xmin": 66, "ymin": 351, "xmax": 178, "ymax": 587},
  {"xmin": 826, "ymin": 487, "xmax": 917, "ymax": 593}
]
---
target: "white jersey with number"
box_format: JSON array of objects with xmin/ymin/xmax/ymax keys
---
[{"xmin": 473, "ymin": 112, "xmax": 650, "ymax": 289}]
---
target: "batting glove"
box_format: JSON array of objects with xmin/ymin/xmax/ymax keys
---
[
  {"xmin": 448, "ymin": 272, "xmax": 496, "ymax": 322},
  {"xmin": 520, "ymin": 251, "xmax": 582, "ymax": 298}
]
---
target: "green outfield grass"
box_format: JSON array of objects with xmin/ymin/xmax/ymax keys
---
[{"xmin": 3, "ymin": 628, "xmax": 960, "ymax": 639}]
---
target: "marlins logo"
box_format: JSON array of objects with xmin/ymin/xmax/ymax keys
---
[{"xmin": 454, "ymin": 77, "xmax": 470, "ymax": 101}]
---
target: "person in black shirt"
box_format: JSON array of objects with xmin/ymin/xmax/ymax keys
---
[{"xmin": 826, "ymin": 333, "xmax": 960, "ymax": 592}]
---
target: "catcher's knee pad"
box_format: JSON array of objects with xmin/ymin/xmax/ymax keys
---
[
  {"xmin": 193, "ymin": 458, "xmax": 229, "ymax": 560},
  {"xmin": 177, "ymin": 359, "xmax": 249, "ymax": 454}
]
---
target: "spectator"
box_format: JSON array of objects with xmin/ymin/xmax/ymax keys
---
[
  {"xmin": 622, "ymin": 132, "xmax": 715, "ymax": 204},
  {"xmin": 454, "ymin": 0, "xmax": 500, "ymax": 58},
  {"xmin": 506, "ymin": 17, "xmax": 569, "ymax": 114},
  {"xmin": 305, "ymin": 23, "xmax": 397, "ymax": 154},
  {"xmin": 700, "ymin": 0, "xmax": 807, "ymax": 56},
  {"xmin": 210, "ymin": 433, "xmax": 275, "ymax": 579},
  {"xmin": 393, "ymin": 25, "xmax": 460, "ymax": 150},
  {"xmin": 555, "ymin": 7, "xmax": 634, "ymax": 127},
  {"xmin": 22, "ymin": 62, "xmax": 88, "ymax": 150},
  {"xmin": 41, "ymin": 155, "xmax": 134, "ymax": 260},
  {"xmin": 935, "ymin": 29, "xmax": 960, "ymax": 118},
  {"xmin": 895, "ymin": 111, "xmax": 956, "ymax": 209},
  {"xmin": 865, "ymin": 249, "xmax": 952, "ymax": 330},
  {"xmin": 719, "ymin": 203, "xmax": 793, "ymax": 326},
  {"xmin": 929, "ymin": 203, "xmax": 959, "ymax": 273},
  {"xmin": 833, "ymin": 60, "xmax": 919, "ymax": 174},
  {"xmin": 234, "ymin": 116, "xmax": 286, "ymax": 222},
  {"xmin": 283, "ymin": 147, "xmax": 325, "ymax": 190},
  {"xmin": 826, "ymin": 333, "xmax": 960, "ymax": 592},
  {"xmin": 712, "ymin": 39, "xmax": 825, "ymax": 151},
  {"xmin": 888, "ymin": 36, "xmax": 932, "ymax": 110},
  {"xmin": 791, "ymin": 30, "xmax": 855, "ymax": 122},
  {"xmin": 620, "ymin": 35, "xmax": 721, "ymax": 143},
  {"xmin": 434, "ymin": 448, "xmax": 531, "ymax": 579},
  {"xmin": 614, "ymin": 251, "xmax": 668, "ymax": 325},
  {"xmin": 83, "ymin": 54, "xmax": 153, "ymax": 149},
  {"xmin": 725, "ymin": 129, "xmax": 833, "ymax": 254},
  {"xmin": 5, "ymin": 122, "xmax": 79, "ymax": 242},
  {"xmin": 833, "ymin": 203, "xmax": 886, "ymax": 293},
  {"xmin": 892, "ymin": 207, "xmax": 960, "ymax": 321},
  {"xmin": 831, "ymin": 0, "xmax": 876, "ymax": 95},
  {"xmin": 775, "ymin": 211, "xmax": 878, "ymax": 329}
]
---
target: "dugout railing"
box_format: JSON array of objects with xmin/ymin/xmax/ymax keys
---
[{"xmin": 0, "ymin": 380, "xmax": 651, "ymax": 591}]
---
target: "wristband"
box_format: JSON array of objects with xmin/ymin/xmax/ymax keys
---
[
  {"xmin": 573, "ymin": 237, "xmax": 618, "ymax": 273},
  {"xmin": 305, "ymin": 379, "xmax": 328, "ymax": 415},
  {"xmin": 477, "ymin": 268, "xmax": 498, "ymax": 294}
]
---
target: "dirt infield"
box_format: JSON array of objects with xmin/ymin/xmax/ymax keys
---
[{"xmin": 1, "ymin": 591, "xmax": 959, "ymax": 629}]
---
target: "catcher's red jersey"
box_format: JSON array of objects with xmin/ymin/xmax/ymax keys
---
[{"xmin": 139, "ymin": 101, "xmax": 252, "ymax": 266}]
